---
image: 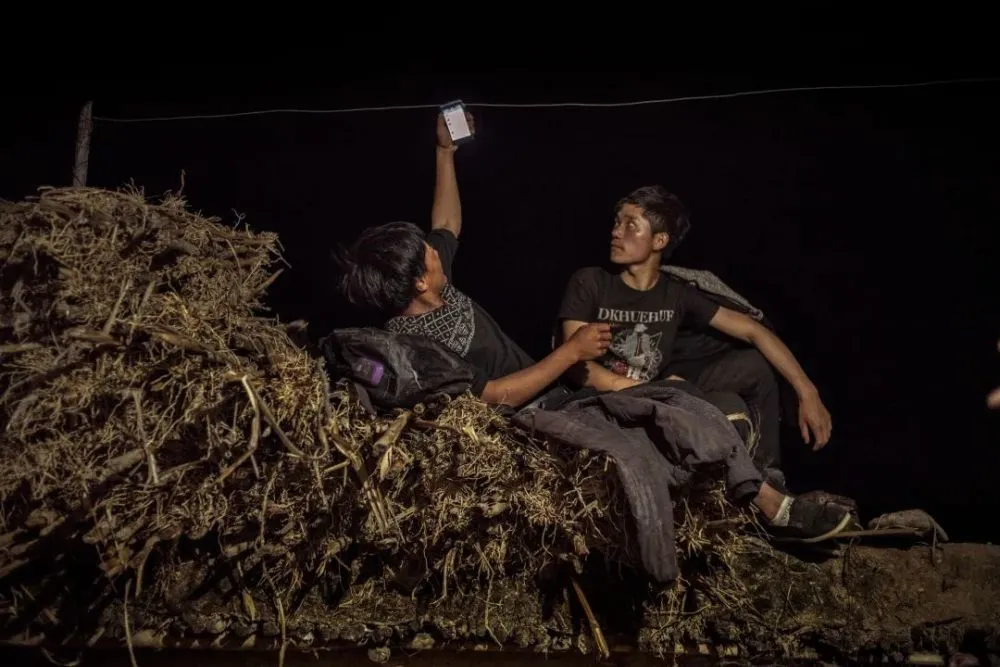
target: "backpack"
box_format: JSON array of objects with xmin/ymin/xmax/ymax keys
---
[{"xmin": 319, "ymin": 327, "xmax": 482, "ymax": 411}]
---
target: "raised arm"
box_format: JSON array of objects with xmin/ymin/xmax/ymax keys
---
[
  {"xmin": 481, "ymin": 323, "xmax": 612, "ymax": 407},
  {"xmin": 431, "ymin": 112, "xmax": 474, "ymax": 238}
]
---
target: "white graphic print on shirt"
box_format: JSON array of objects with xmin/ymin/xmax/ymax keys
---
[{"xmin": 597, "ymin": 306, "xmax": 676, "ymax": 382}]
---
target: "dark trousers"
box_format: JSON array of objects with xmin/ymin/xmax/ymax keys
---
[
  {"xmin": 657, "ymin": 379, "xmax": 764, "ymax": 501},
  {"xmin": 680, "ymin": 349, "xmax": 782, "ymax": 477}
]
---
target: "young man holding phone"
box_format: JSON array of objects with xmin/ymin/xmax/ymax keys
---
[
  {"xmin": 337, "ymin": 110, "xmax": 612, "ymax": 408},
  {"xmin": 558, "ymin": 186, "xmax": 851, "ymax": 541}
]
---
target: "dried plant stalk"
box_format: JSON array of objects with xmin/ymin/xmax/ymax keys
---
[{"xmin": 0, "ymin": 186, "xmax": 755, "ymax": 649}]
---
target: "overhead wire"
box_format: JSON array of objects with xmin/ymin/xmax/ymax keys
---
[{"xmin": 91, "ymin": 76, "xmax": 1000, "ymax": 123}]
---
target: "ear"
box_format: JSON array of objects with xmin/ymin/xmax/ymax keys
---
[
  {"xmin": 414, "ymin": 275, "xmax": 429, "ymax": 294},
  {"xmin": 653, "ymin": 231, "xmax": 669, "ymax": 252}
]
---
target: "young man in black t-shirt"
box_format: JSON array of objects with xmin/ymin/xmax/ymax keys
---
[
  {"xmin": 559, "ymin": 186, "xmax": 850, "ymax": 541},
  {"xmin": 559, "ymin": 266, "xmax": 720, "ymax": 387},
  {"xmin": 336, "ymin": 113, "xmax": 612, "ymax": 408}
]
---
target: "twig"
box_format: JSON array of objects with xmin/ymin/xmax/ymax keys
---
[
  {"xmin": 64, "ymin": 328, "xmax": 119, "ymax": 346},
  {"xmin": 143, "ymin": 324, "xmax": 213, "ymax": 353},
  {"xmin": 329, "ymin": 435, "xmax": 391, "ymax": 532},
  {"xmin": 130, "ymin": 389, "xmax": 160, "ymax": 485},
  {"xmin": 312, "ymin": 460, "xmax": 328, "ymax": 506},
  {"xmin": 127, "ymin": 279, "xmax": 156, "ymax": 344},
  {"xmin": 216, "ymin": 375, "xmax": 262, "ymax": 484},
  {"xmin": 375, "ymin": 412, "xmax": 412, "ymax": 481},
  {"xmin": 376, "ymin": 412, "xmax": 411, "ymax": 449},
  {"xmin": 258, "ymin": 471, "xmax": 277, "ymax": 550},
  {"xmin": 315, "ymin": 409, "xmax": 332, "ymax": 460},
  {"xmin": 482, "ymin": 575, "xmax": 502, "ymax": 647},
  {"xmin": 105, "ymin": 450, "xmax": 145, "ymax": 479},
  {"xmin": 276, "ymin": 596, "xmax": 288, "ymax": 667},
  {"xmin": 123, "ymin": 580, "xmax": 139, "ymax": 667},
  {"xmin": 164, "ymin": 240, "xmax": 198, "ymax": 255},
  {"xmin": 571, "ymin": 576, "xmax": 610, "ymax": 660},
  {"xmin": 0, "ymin": 528, "xmax": 25, "ymax": 550},
  {"xmin": 0, "ymin": 557, "xmax": 30, "ymax": 579},
  {"xmin": 103, "ymin": 276, "xmax": 132, "ymax": 335},
  {"xmin": 0, "ymin": 343, "xmax": 42, "ymax": 355},
  {"xmin": 412, "ymin": 418, "xmax": 465, "ymax": 438},
  {"xmin": 237, "ymin": 376, "xmax": 307, "ymax": 458},
  {"xmin": 255, "ymin": 268, "xmax": 284, "ymax": 295},
  {"xmin": 322, "ymin": 460, "xmax": 350, "ymax": 475},
  {"xmin": 132, "ymin": 536, "xmax": 160, "ymax": 598}
]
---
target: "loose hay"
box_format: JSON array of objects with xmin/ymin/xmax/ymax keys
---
[
  {"xmin": 0, "ymin": 186, "xmax": 345, "ymax": 603},
  {"xmin": 0, "ymin": 186, "xmax": 756, "ymax": 649}
]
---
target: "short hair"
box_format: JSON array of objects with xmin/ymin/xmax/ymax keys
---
[
  {"xmin": 335, "ymin": 221, "xmax": 427, "ymax": 317},
  {"xmin": 616, "ymin": 186, "xmax": 691, "ymax": 257}
]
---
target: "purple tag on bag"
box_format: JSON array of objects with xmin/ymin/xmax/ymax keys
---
[{"xmin": 352, "ymin": 357, "xmax": 385, "ymax": 386}]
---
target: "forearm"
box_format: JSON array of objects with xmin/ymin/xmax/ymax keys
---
[
  {"xmin": 749, "ymin": 328, "xmax": 818, "ymax": 398},
  {"xmin": 431, "ymin": 146, "xmax": 461, "ymax": 237},
  {"xmin": 567, "ymin": 360, "xmax": 641, "ymax": 392},
  {"xmin": 481, "ymin": 345, "xmax": 580, "ymax": 408}
]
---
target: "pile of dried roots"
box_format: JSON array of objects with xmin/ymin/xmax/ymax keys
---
[
  {"xmin": 0, "ymin": 187, "xmax": 752, "ymax": 645},
  {"xmin": 0, "ymin": 186, "xmax": 344, "ymax": 600}
]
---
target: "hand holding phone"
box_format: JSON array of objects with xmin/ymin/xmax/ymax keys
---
[{"xmin": 437, "ymin": 100, "xmax": 475, "ymax": 149}]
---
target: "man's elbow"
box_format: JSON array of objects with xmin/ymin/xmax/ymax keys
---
[
  {"xmin": 711, "ymin": 309, "xmax": 759, "ymax": 345},
  {"xmin": 744, "ymin": 321, "xmax": 776, "ymax": 347},
  {"xmin": 480, "ymin": 380, "xmax": 519, "ymax": 408},
  {"xmin": 432, "ymin": 221, "xmax": 461, "ymax": 238},
  {"xmin": 480, "ymin": 380, "xmax": 501, "ymax": 404}
]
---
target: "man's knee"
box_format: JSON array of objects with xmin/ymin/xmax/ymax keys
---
[
  {"xmin": 702, "ymin": 391, "xmax": 754, "ymax": 444},
  {"xmin": 704, "ymin": 390, "xmax": 748, "ymax": 418}
]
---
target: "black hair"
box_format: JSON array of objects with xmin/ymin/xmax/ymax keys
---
[
  {"xmin": 616, "ymin": 186, "xmax": 691, "ymax": 257},
  {"xmin": 334, "ymin": 221, "xmax": 427, "ymax": 317}
]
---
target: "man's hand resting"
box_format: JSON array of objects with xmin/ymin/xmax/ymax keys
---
[
  {"xmin": 479, "ymin": 323, "xmax": 611, "ymax": 408},
  {"xmin": 565, "ymin": 323, "xmax": 612, "ymax": 362},
  {"xmin": 798, "ymin": 389, "xmax": 833, "ymax": 450}
]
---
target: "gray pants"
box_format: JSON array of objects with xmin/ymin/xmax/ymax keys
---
[{"xmin": 668, "ymin": 349, "xmax": 785, "ymax": 490}]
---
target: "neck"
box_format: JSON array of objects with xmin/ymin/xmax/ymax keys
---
[
  {"xmin": 620, "ymin": 256, "xmax": 662, "ymax": 291},
  {"xmin": 400, "ymin": 291, "xmax": 444, "ymax": 316}
]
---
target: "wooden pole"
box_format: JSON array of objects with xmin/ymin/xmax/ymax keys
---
[{"xmin": 72, "ymin": 101, "xmax": 93, "ymax": 187}]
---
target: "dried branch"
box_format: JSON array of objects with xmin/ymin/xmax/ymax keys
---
[{"xmin": 0, "ymin": 186, "xmax": 757, "ymax": 653}]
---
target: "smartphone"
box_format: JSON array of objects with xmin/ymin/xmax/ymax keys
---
[{"xmin": 440, "ymin": 100, "xmax": 474, "ymax": 146}]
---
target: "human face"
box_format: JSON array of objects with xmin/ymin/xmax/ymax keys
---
[
  {"xmin": 610, "ymin": 203, "xmax": 667, "ymax": 265},
  {"xmin": 420, "ymin": 242, "xmax": 447, "ymax": 295}
]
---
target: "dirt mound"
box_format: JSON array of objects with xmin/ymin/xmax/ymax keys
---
[
  {"xmin": 5, "ymin": 543, "xmax": 1000, "ymax": 664},
  {"xmin": 0, "ymin": 187, "xmax": 752, "ymax": 657}
]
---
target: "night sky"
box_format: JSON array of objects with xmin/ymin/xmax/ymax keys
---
[{"xmin": 3, "ymin": 34, "xmax": 999, "ymax": 542}]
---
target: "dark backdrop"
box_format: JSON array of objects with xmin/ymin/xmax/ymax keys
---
[{"xmin": 3, "ymin": 53, "xmax": 998, "ymax": 542}]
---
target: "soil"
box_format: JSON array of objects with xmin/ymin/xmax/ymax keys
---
[{"xmin": 4, "ymin": 541, "xmax": 998, "ymax": 665}]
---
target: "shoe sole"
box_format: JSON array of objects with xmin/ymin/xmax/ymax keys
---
[{"xmin": 769, "ymin": 511, "xmax": 855, "ymax": 544}]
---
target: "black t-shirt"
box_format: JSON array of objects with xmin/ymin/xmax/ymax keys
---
[
  {"xmin": 383, "ymin": 229, "xmax": 535, "ymax": 393},
  {"xmin": 558, "ymin": 267, "xmax": 721, "ymax": 383},
  {"xmin": 667, "ymin": 328, "xmax": 742, "ymax": 379}
]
